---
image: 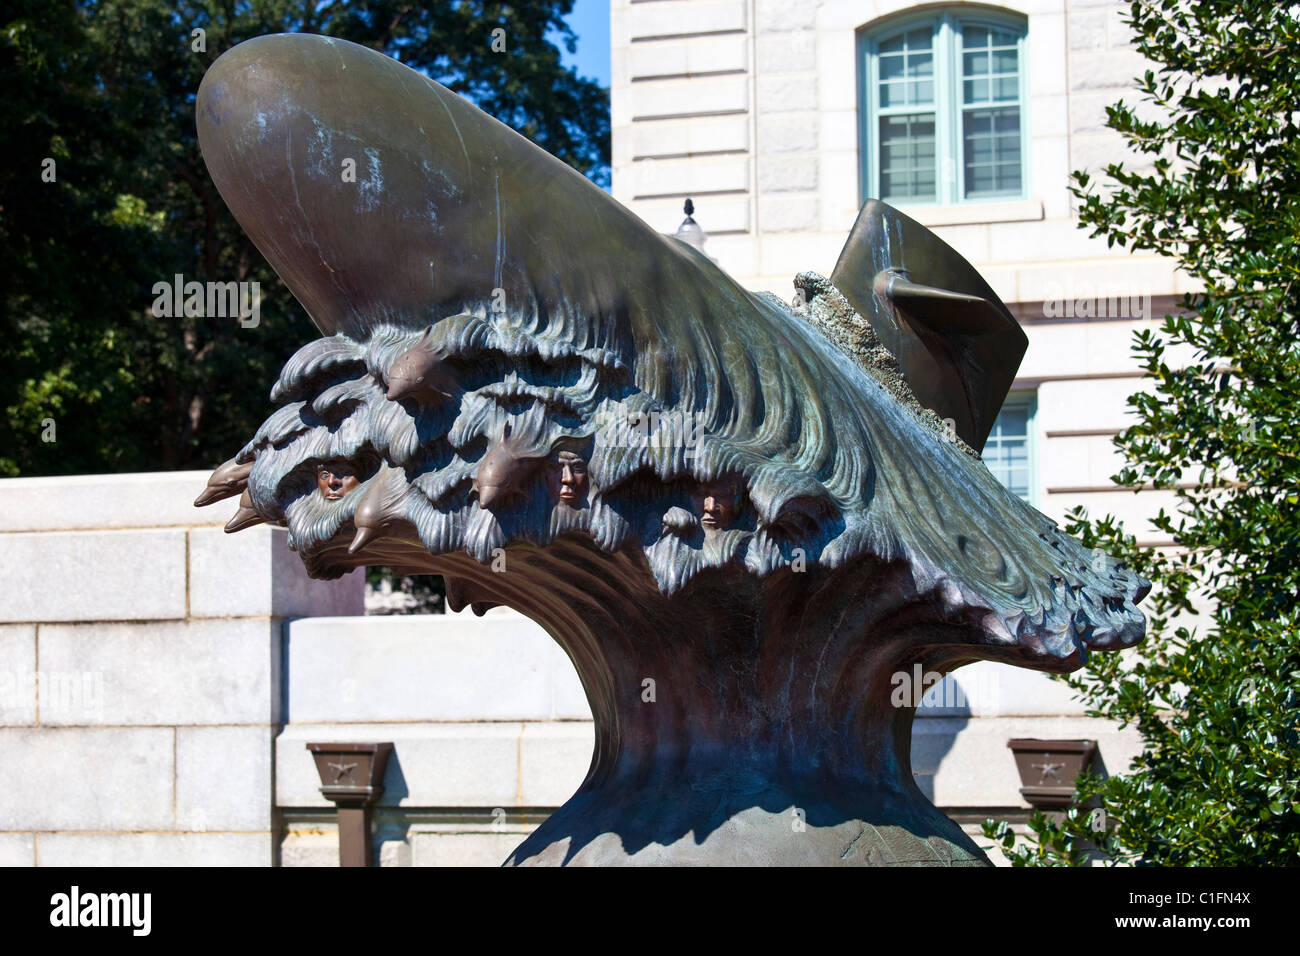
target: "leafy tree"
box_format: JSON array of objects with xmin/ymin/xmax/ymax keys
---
[
  {"xmin": 984, "ymin": 0, "xmax": 1300, "ymax": 865},
  {"xmin": 1, "ymin": 0, "xmax": 608, "ymax": 477}
]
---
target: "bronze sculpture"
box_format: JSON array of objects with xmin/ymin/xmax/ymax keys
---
[
  {"xmin": 691, "ymin": 475, "xmax": 742, "ymax": 536},
  {"xmin": 193, "ymin": 34, "xmax": 1147, "ymax": 865},
  {"xmin": 547, "ymin": 451, "xmax": 589, "ymax": 509},
  {"xmin": 317, "ymin": 460, "xmax": 361, "ymax": 500}
]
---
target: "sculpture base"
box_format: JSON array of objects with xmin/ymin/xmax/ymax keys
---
[
  {"xmin": 507, "ymin": 779, "xmax": 990, "ymax": 867},
  {"xmin": 307, "ymin": 538, "xmax": 1042, "ymax": 868}
]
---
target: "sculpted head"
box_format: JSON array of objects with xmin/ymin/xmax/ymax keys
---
[
  {"xmin": 316, "ymin": 459, "xmax": 361, "ymax": 500},
  {"xmin": 547, "ymin": 451, "xmax": 589, "ymax": 507},
  {"xmin": 691, "ymin": 475, "xmax": 743, "ymax": 534}
]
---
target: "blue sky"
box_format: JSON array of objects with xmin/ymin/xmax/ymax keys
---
[{"xmin": 556, "ymin": 0, "xmax": 611, "ymax": 87}]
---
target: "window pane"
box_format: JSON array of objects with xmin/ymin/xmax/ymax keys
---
[
  {"xmin": 879, "ymin": 32, "xmax": 906, "ymax": 55},
  {"xmin": 994, "ymin": 48, "xmax": 1019, "ymax": 74},
  {"xmin": 879, "ymin": 113, "xmax": 936, "ymax": 201},
  {"xmin": 963, "ymin": 107, "xmax": 1021, "ymax": 197},
  {"xmin": 963, "ymin": 50, "xmax": 989, "ymax": 76},
  {"xmin": 961, "ymin": 22, "xmax": 1020, "ymax": 106},
  {"xmin": 962, "ymin": 77, "xmax": 989, "ymax": 103},
  {"xmin": 998, "ymin": 407, "xmax": 1028, "ymax": 433},
  {"xmin": 878, "ymin": 27, "xmax": 935, "ymax": 108},
  {"xmin": 986, "ymin": 402, "xmax": 1032, "ymax": 502},
  {"xmin": 881, "ymin": 79, "xmax": 935, "ymax": 108}
]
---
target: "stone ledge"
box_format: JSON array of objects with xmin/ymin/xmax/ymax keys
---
[
  {"xmin": 0, "ymin": 833, "xmax": 36, "ymax": 866},
  {"xmin": 914, "ymin": 715, "xmax": 1143, "ymax": 808},
  {"xmin": 275, "ymin": 721, "xmax": 594, "ymax": 809},
  {"xmin": 284, "ymin": 615, "xmax": 589, "ymax": 723},
  {"xmin": 176, "ymin": 726, "xmax": 273, "ymax": 831},
  {"xmin": 893, "ymin": 199, "xmax": 1045, "ymax": 227},
  {"xmin": 0, "ymin": 625, "xmax": 37, "ymax": 725},
  {"xmin": 37, "ymin": 832, "xmax": 271, "ymax": 867},
  {"xmin": 276, "ymin": 713, "xmax": 1140, "ymax": 814},
  {"xmin": 0, "ymin": 471, "xmax": 238, "ymax": 532},
  {"xmin": 189, "ymin": 526, "xmax": 364, "ymax": 619},
  {"xmin": 37, "ymin": 619, "xmax": 282, "ymax": 726}
]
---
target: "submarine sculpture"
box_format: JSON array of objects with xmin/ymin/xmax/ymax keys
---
[{"xmin": 194, "ymin": 34, "xmax": 1147, "ymax": 866}]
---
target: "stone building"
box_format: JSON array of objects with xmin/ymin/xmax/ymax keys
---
[{"xmin": 610, "ymin": 0, "xmax": 1191, "ymax": 543}]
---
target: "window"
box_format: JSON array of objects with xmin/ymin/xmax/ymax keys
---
[
  {"xmin": 985, "ymin": 393, "xmax": 1036, "ymax": 504},
  {"xmin": 860, "ymin": 11, "xmax": 1028, "ymax": 205}
]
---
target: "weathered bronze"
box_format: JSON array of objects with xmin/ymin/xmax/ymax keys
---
[
  {"xmin": 691, "ymin": 476, "xmax": 743, "ymax": 535},
  {"xmin": 830, "ymin": 204, "xmax": 1029, "ymax": 451},
  {"xmin": 195, "ymin": 34, "xmax": 1147, "ymax": 866},
  {"xmin": 194, "ymin": 457, "xmax": 253, "ymax": 507},
  {"xmin": 547, "ymin": 451, "xmax": 589, "ymax": 508},
  {"xmin": 224, "ymin": 488, "xmax": 265, "ymax": 533},
  {"xmin": 471, "ymin": 422, "xmax": 548, "ymax": 511},
  {"xmin": 316, "ymin": 460, "xmax": 361, "ymax": 500},
  {"xmin": 386, "ymin": 327, "xmax": 459, "ymax": 403}
]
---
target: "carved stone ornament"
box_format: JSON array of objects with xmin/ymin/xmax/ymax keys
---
[{"xmin": 193, "ymin": 34, "xmax": 1147, "ymax": 866}]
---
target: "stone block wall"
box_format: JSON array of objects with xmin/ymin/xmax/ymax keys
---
[{"xmin": 0, "ymin": 471, "xmax": 364, "ymax": 865}]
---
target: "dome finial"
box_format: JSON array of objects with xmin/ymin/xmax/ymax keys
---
[{"xmin": 675, "ymin": 198, "xmax": 706, "ymax": 251}]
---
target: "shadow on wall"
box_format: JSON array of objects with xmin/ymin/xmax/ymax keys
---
[{"xmin": 910, "ymin": 670, "xmax": 973, "ymax": 804}]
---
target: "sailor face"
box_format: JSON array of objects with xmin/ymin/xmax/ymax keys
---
[
  {"xmin": 547, "ymin": 451, "xmax": 588, "ymax": 506},
  {"xmin": 692, "ymin": 478, "xmax": 739, "ymax": 532},
  {"xmin": 317, "ymin": 460, "xmax": 361, "ymax": 500}
]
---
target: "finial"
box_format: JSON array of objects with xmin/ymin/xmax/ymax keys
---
[{"xmin": 675, "ymin": 199, "xmax": 707, "ymax": 251}]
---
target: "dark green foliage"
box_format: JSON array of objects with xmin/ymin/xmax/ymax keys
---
[
  {"xmin": 1, "ymin": 0, "xmax": 609, "ymax": 476},
  {"xmin": 983, "ymin": 0, "xmax": 1300, "ymax": 865}
]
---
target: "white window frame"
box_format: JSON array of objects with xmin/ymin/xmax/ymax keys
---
[{"xmin": 858, "ymin": 9, "xmax": 1030, "ymax": 207}]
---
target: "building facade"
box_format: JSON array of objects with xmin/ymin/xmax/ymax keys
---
[{"xmin": 611, "ymin": 0, "xmax": 1193, "ymax": 541}]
